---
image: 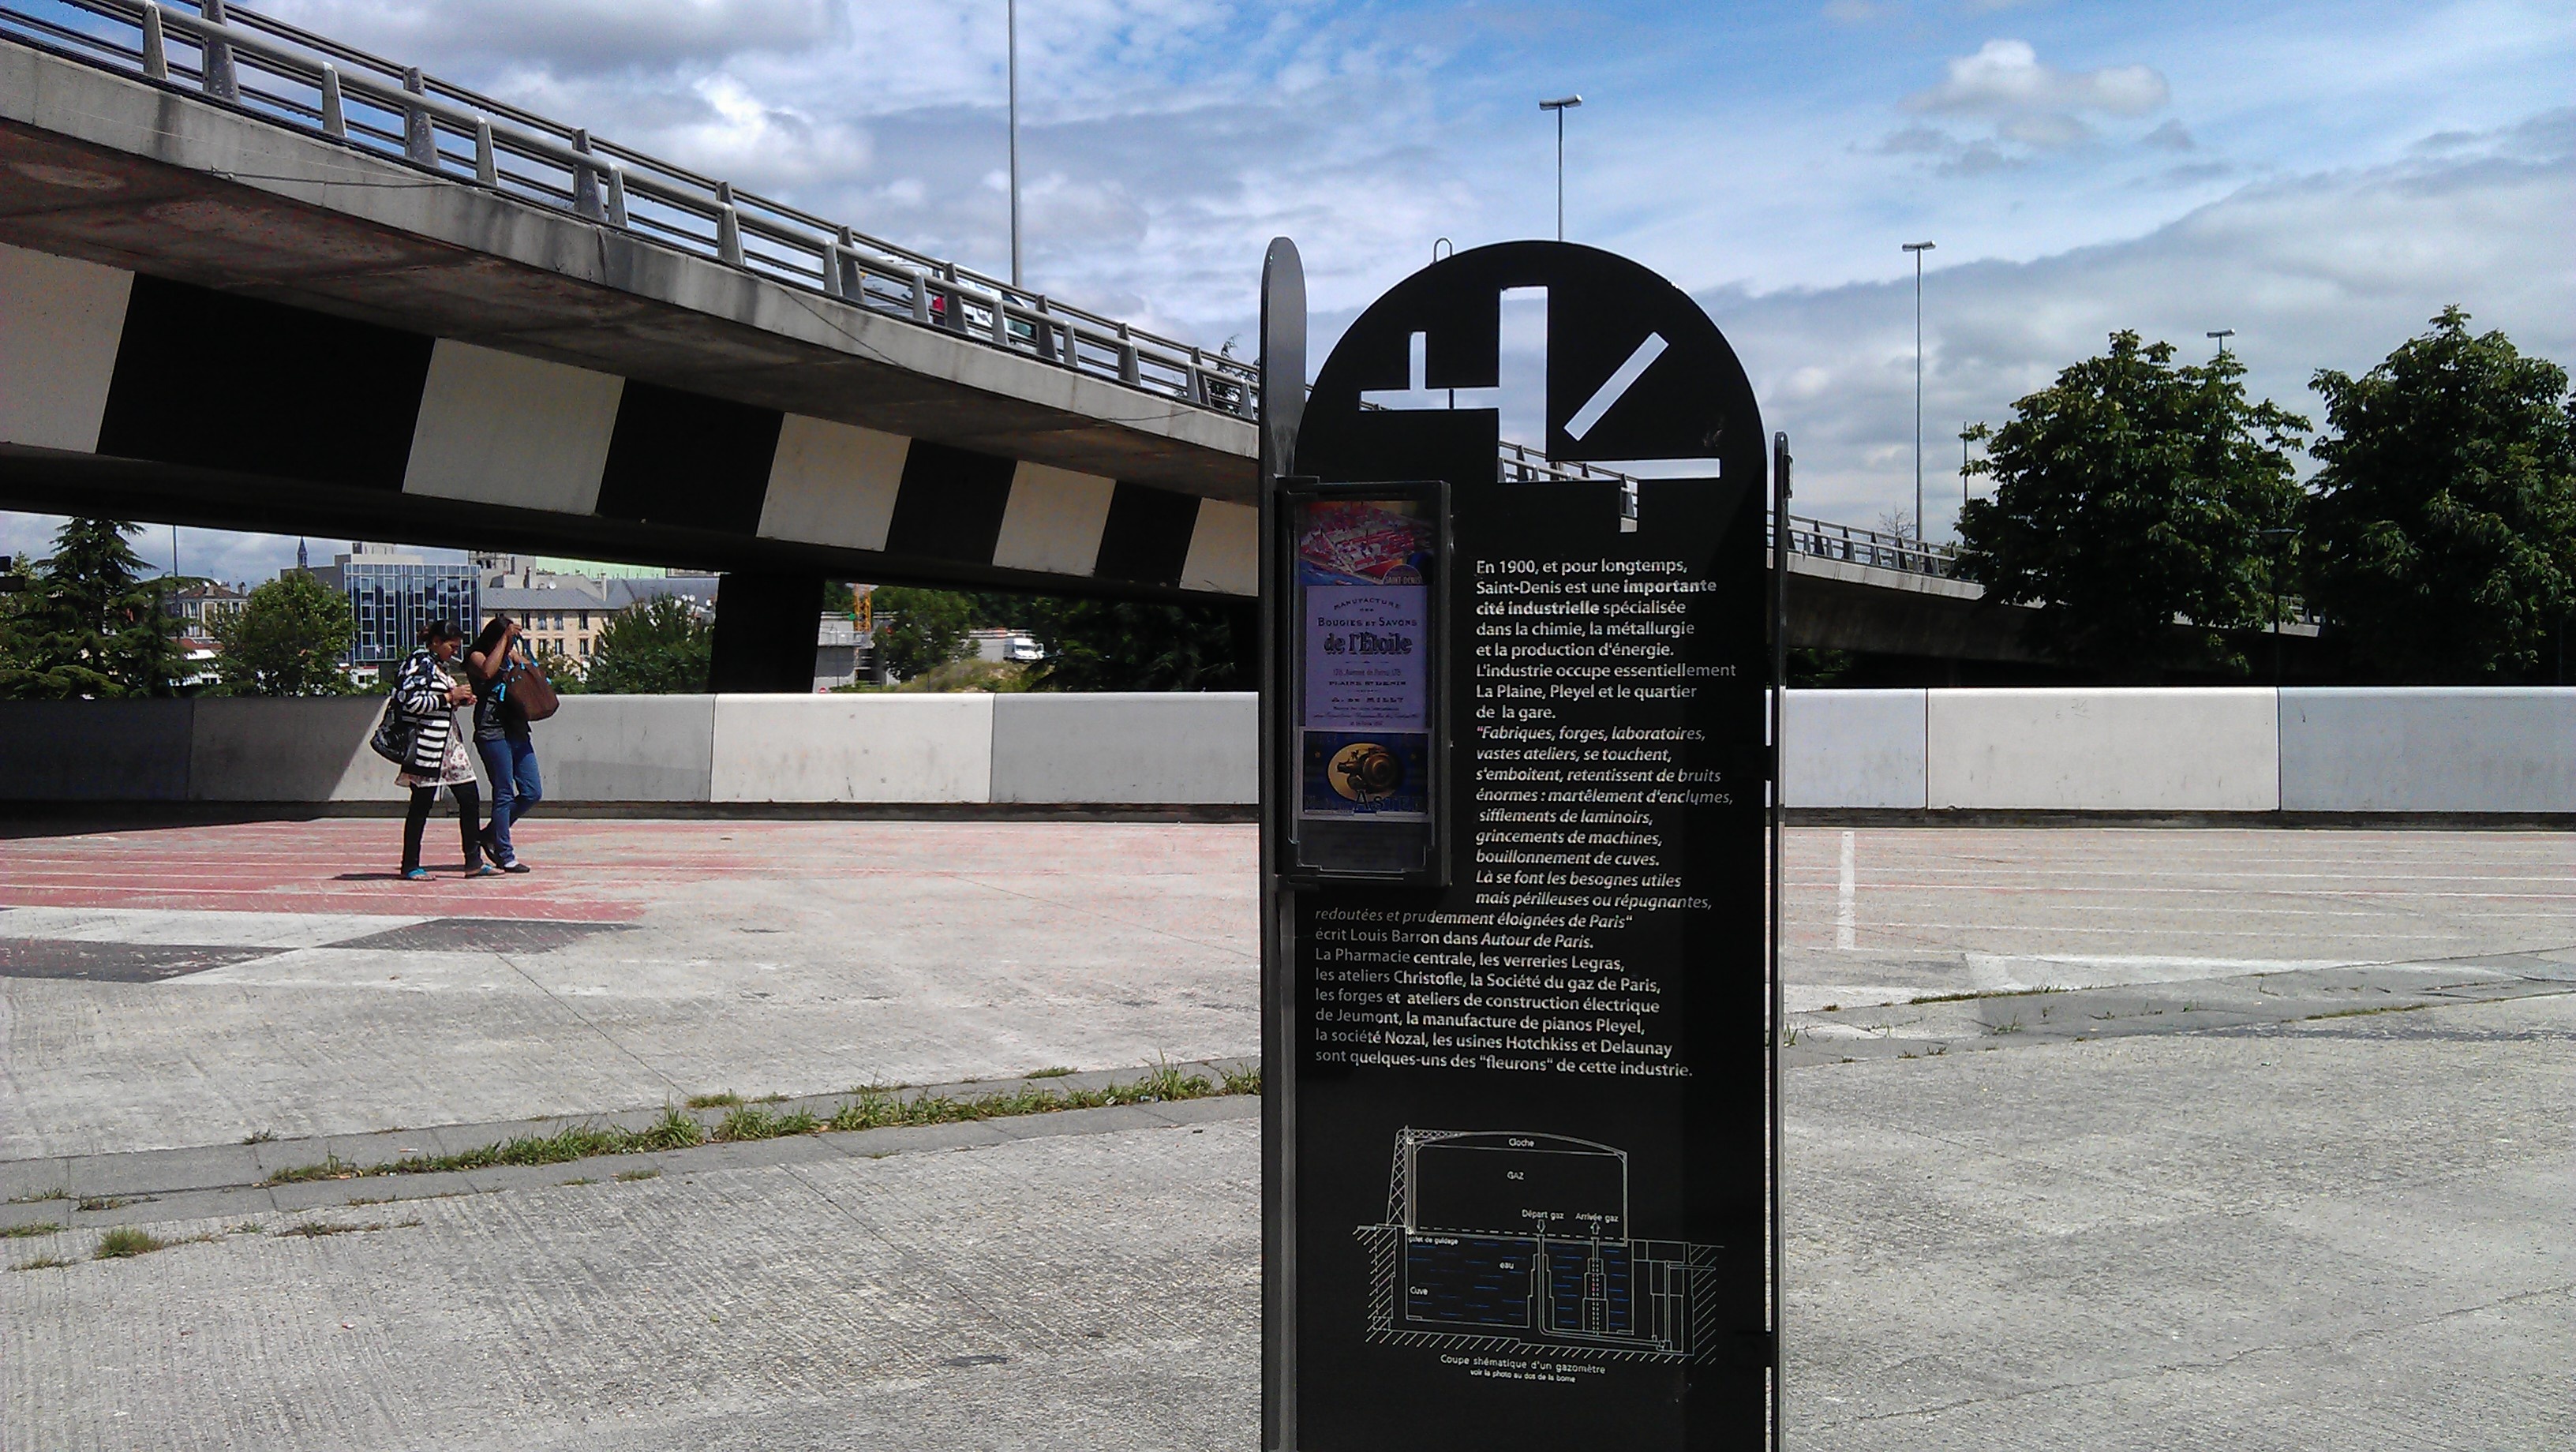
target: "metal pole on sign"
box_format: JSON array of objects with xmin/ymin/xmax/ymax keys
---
[
  {"xmin": 1539, "ymin": 95, "xmax": 1582, "ymax": 241},
  {"xmin": 1769, "ymin": 430, "xmax": 1792, "ymax": 1452},
  {"xmin": 1257, "ymin": 235, "xmax": 1306, "ymax": 1452}
]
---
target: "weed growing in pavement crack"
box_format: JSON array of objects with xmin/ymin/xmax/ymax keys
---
[
  {"xmin": 76, "ymin": 1195, "xmax": 148, "ymax": 1212},
  {"xmin": 93, "ymin": 1227, "xmax": 169, "ymax": 1259},
  {"xmin": 2, "ymin": 1222, "xmax": 64, "ymax": 1239},
  {"xmin": 684, "ymin": 1092, "xmax": 742, "ymax": 1110},
  {"xmin": 242, "ymin": 1129, "xmax": 277, "ymax": 1144},
  {"xmin": 10, "ymin": 1254, "xmax": 75, "ymax": 1271},
  {"xmin": 612, "ymin": 1169, "xmax": 661, "ymax": 1183},
  {"xmin": 277, "ymin": 1219, "xmax": 421, "ymax": 1238},
  {"xmin": 261, "ymin": 1064, "xmax": 1256, "ymax": 1185},
  {"xmin": 1027, "ymin": 1066, "xmax": 1076, "ymax": 1079},
  {"xmin": 6, "ymin": 1187, "xmax": 67, "ymax": 1204}
]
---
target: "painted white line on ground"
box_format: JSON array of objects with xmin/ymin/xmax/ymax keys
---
[
  {"xmin": 1962, "ymin": 953, "xmax": 2511, "ymax": 993},
  {"xmin": 1836, "ymin": 831, "xmax": 1857, "ymax": 950}
]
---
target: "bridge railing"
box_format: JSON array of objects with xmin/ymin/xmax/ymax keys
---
[
  {"xmin": 0, "ymin": 0, "xmax": 1261, "ymax": 420},
  {"xmin": 1496, "ymin": 442, "xmax": 1968, "ymax": 579}
]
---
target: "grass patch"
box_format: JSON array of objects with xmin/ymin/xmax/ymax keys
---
[
  {"xmin": 1987, "ymin": 1016, "xmax": 2026, "ymax": 1035},
  {"xmin": 559, "ymin": 1177, "xmax": 597, "ymax": 1187},
  {"xmin": 1911, "ymin": 986, "xmax": 2069, "ymax": 1005},
  {"xmin": 93, "ymin": 1227, "xmax": 168, "ymax": 1259},
  {"xmin": 1027, "ymin": 1066, "xmax": 1076, "ymax": 1079},
  {"xmin": 267, "ymin": 1107, "xmax": 707, "ymax": 1185},
  {"xmin": 684, "ymin": 1092, "xmax": 742, "ymax": 1110},
  {"xmin": 263, "ymin": 1065, "xmax": 1252, "ymax": 1185},
  {"xmin": 3, "ymin": 1222, "xmax": 65, "ymax": 1239},
  {"xmin": 277, "ymin": 1219, "xmax": 420, "ymax": 1239},
  {"xmin": 6, "ymin": 1187, "xmax": 67, "ymax": 1205},
  {"xmin": 76, "ymin": 1195, "xmax": 146, "ymax": 1213},
  {"xmin": 612, "ymin": 1169, "xmax": 661, "ymax": 1183},
  {"xmin": 2307, "ymin": 1003, "xmax": 2432, "ymax": 1021},
  {"xmin": 10, "ymin": 1254, "xmax": 75, "ymax": 1271},
  {"xmin": 242, "ymin": 1129, "xmax": 277, "ymax": 1144}
]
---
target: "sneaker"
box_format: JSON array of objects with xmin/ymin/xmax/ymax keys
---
[
  {"xmin": 401, "ymin": 867, "xmax": 431, "ymax": 881},
  {"xmin": 500, "ymin": 859, "xmax": 532, "ymax": 874}
]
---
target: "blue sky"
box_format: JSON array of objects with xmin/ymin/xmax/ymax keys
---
[{"xmin": 8, "ymin": 0, "xmax": 2571, "ymax": 578}]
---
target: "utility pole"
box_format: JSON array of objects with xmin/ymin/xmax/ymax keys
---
[
  {"xmin": 1007, "ymin": 0, "xmax": 1021, "ymax": 290},
  {"xmin": 1902, "ymin": 241, "xmax": 1935, "ymax": 543},
  {"xmin": 1540, "ymin": 95, "xmax": 1582, "ymax": 241}
]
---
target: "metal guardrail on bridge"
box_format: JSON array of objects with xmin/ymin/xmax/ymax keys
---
[
  {"xmin": 0, "ymin": 0, "xmax": 1262, "ymax": 418},
  {"xmin": 1499, "ymin": 443, "xmax": 1965, "ymax": 578}
]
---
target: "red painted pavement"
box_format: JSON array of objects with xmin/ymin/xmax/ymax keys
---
[{"xmin": 0, "ymin": 818, "xmax": 1260, "ymax": 922}]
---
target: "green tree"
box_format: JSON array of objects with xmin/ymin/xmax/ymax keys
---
[
  {"xmin": 2305, "ymin": 308, "xmax": 2576, "ymax": 682},
  {"xmin": 1958, "ymin": 332, "xmax": 2308, "ymax": 677},
  {"xmin": 208, "ymin": 573, "xmax": 358, "ymax": 695},
  {"xmin": 1020, "ymin": 597, "xmax": 1247, "ymax": 691},
  {"xmin": 583, "ymin": 596, "xmax": 712, "ymax": 693},
  {"xmin": 0, "ymin": 518, "xmax": 181, "ymax": 698},
  {"xmin": 871, "ymin": 586, "xmax": 979, "ymax": 680}
]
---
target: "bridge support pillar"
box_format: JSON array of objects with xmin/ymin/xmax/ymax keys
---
[{"xmin": 710, "ymin": 571, "xmax": 826, "ymax": 694}]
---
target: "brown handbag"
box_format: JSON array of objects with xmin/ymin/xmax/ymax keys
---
[{"xmin": 511, "ymin": 653, "xmax": 561, "ymax": 723}]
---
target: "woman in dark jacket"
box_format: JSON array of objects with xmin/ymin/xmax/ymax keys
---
[
  {"xmin": 465, "ymin": 615, "xmax": 540, "ymax": 873},
  {"xmin": 392, "ymin": 621, "xmax": 491, "ymax": 880}
]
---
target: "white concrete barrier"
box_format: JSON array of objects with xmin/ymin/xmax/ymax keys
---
[
  {"xmin": 1784, "ymin": 689, "xmax": 1926, "ymax": 809},
  {"xmin": 541, "ymin": 695, "xmax": 716, "ymax": 802},
  {"xmin": 709, "ymin": 694, "xmax": 995, "ymax": 803},
  {"xmin": 10, "ymin": 688, "xmax": 2576, "ymax": 814},
  {"xmin": 189, "ymin": 696, "xmax": 391, "ymax": 801},
  {"xmin": 989, "ymin": 693, "xmax": 1256, "ymax": 804},
  {"xmin": 2280, "ymin": 688, "xmax": 2576, "ymax": 813},
  {"xmin": 1925, "ymin": 688, "xmax": 2280, "ymax": 812}
]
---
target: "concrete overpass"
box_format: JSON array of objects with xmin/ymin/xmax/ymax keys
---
[{"xmin": 0, "ymin": 0, "xmax": 2079, "ymax": 683}]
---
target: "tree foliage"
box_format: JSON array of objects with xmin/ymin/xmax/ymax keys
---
[
  {"xmin": 1957, "ymin": 332, "xmax": 2307, "ymax": 677},
  {"xmin": 1020, "ymin": 598, "xmax": 1248, "ymax": 691},
  {"xmin": 209, "ymin": 572, "xmax": 358, "ymax": 696},
  {"xmin": 0, "ymin": 518, "xmax": 181, "ymax": 698},
  {"xmin": 870, "ymin": 586, "xmax": 979, "ymax": 680},
  {"xmin": 2304, "ymin": 308, "xmax": 2576, "ymax": 682},
  {"xmin": 583, "ymin": 596, "xmax": 712, "ymax": 693}
]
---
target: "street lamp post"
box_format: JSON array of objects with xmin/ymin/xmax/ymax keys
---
[
  {"xmin": 2207, "ymin": 327, "xmax": 2234, "ymax": 357},
  {"xmin": 1539, "ymin": 95, "xmax": 1582, "ymax": 242},
  {"xmin": 1902, "ymin": 241, "xmax": 1935, "ymax": 544},
  {"xmin": 1007, "ymin": 0, "xmax": 1021, "ymax": 290}
]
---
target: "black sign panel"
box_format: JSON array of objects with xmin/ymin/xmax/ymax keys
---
[{"xmin": 1264, "ymin": 241, "xmax": 1769, "ymax": 1450}]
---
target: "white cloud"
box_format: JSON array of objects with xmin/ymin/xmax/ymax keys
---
[
  {"xmin": 1909, "ymin": 39, "xmax": 2170, "ymax": 118},
  {"xmin": 1705, "ymin": 110, "xmax": 2575, "ymax": 537}
]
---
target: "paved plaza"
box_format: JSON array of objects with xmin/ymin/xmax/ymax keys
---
[{"xmin": 2, "ymin": 818, "xmax": 2570, "ymax": 1449}]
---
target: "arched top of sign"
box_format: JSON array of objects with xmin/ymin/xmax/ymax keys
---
[{"xmin": 1297, "ymin": 241, "xmax": 1761, "ymax": 486}]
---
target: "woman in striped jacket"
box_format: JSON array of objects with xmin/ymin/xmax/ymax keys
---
[{"xmin": 393, "ymin": 621, "xmax": 492, "ymax": 880}]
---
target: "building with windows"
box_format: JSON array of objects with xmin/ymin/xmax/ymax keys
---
[
  {"xmin": 481, "ymin": 582, "xmax": 618, "ymax": 665},
  {"xmin": 163, "ymin": 580, "xmax": 249, "ymax": 631},
  {"xmin": 302, "ymin": 543, "xmax": 480, "ymax": 667}
]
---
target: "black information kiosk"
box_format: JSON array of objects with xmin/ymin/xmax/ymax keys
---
[{"xmin": 1260, "ymin": 239, "xmax": 1775, "ymax": 1450}]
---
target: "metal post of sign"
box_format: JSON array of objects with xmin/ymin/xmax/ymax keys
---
[
  {"xmin": 1256, "ymin": 235, "xmax": 1306, "ymax": 1452},
  {"xmin": 1769, "ymin": 430, "xmax": 1792, "ymax": 1452}
]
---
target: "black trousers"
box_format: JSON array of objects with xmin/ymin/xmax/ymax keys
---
[{"xmin": 402, "ymin": 782, "xmax": 484, "ymax": 872}]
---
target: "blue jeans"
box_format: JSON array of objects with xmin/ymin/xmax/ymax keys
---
[{"xmin": 476, "ymin": 735, "xmax": 542, "ymax": 862}]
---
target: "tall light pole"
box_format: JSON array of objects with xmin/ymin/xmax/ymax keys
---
[
  {"xmin": 1902, "ymin": 240, "xmax": 1935, "ymax": 543},
  {"xmin": 1539, "ymin": 95, "xmax": 1582, "ymax": 242},
  {"xmin": 2207, "ymin": 327, "xmax": 2233, "ymax": 358},
  {"xmin": 1007, "ymin": 0, "xmax": 1021, "ymax": 290}
]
